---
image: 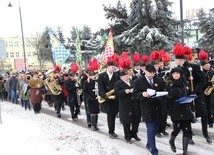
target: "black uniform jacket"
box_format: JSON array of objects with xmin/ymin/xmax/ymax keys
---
[
  {"xmin": 181, "ymin": 61, "xmax": 207, "ymax": 117},
  {"xmin": 114, "ymin": 79, "xmax": 141, "ymax": 124},
  {"xmin": 133, "ymin": 75, "xmax": 164, "ymax": 123},
  {"xmin": 83, "ymin": 80, "xmax": 99, "ymax": 114},
  {"xmin": 97, "ymin": 71, "xmax": 120, "ymax": 114},
  {"xmin": 165, "ymin": 78, "xmax": 193, "ymax": 122},
  {"xmin": 64, "ymin": 78, "xmax": 77, "ymax": 106}
]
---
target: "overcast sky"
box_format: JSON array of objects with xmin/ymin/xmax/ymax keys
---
[{"xmin": 0, "ymin": 0, "xmax": 212, "ymax": 38}]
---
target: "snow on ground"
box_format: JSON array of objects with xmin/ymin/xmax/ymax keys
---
[{"xmin": 0, "ymin": 102, "xmax": 144, "ymax": 155}]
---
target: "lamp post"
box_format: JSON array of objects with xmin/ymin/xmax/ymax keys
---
[
  {"xmin": 180, "ymin": 0, "xmax": 184, "ymax": 45},
  {"xmin": 8, "ymin": 0, "xmax": 27, "ymax": 71}
]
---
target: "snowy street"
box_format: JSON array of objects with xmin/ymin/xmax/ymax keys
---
[{"xmin": 0, "ymin": 101, "xmax": 213, "ymax": 155}]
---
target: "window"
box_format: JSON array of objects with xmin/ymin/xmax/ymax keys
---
[
  {"xmin": 27, "ymin": 52, "xmax": 31, "ymax": 57},
  {"xmin": 16, "ymin": 52, "xmax": 19, "ymax": 57},
  {"xmin": 14, "ymin": 41, "xmax": 19, "ymax": 47},
  {"xmin": 9, "ymin": 42, "xmax": 13, "ymax": 47},
  {"xmin": 10, "ymin": 52, "xmax": 14, "ymax": 58}
]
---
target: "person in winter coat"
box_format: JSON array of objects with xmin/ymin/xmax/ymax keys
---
[
  {"xmin": 114, "ymin": 67, "xmax": 141, "ymax": 144},
  {"xmin": 165, "ymin": 67, "xmax": 192, "ymax": 155},
  {"xmin": 133, "ymin": 64, "xmax": 164, "ymax": 155}
]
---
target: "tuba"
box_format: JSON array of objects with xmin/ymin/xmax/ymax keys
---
[
  {"xmin": 97, "ymin": 89, "xmax": 116, "ymax": 104},
  {"xmin": 44, "ymin": 69, "xmax": 62, "ymax": 95},
  {"xmin": 204, "ymin": 75, "xmax": 214, "ymax": 96}
]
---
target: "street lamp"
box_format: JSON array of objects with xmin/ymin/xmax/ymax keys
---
[
  {"xmin": 180, "ymin": 0, "xmax": 184, "ymax": 45},
  {"xmin": 8, "ymin": 0, "xmax": 27, "ymax": 71}
]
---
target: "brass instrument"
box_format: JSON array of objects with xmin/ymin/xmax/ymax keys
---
[
  {"xmin": 97, "ymin": 89, "xmax": 116, "ymax": 104},
  {"xmin": 204, "ymin": 75, "xmax": 214, "ymax": 96},
  {"xmin": 44, "ymin": 69, "xmax": 62, "ymax": 95}
]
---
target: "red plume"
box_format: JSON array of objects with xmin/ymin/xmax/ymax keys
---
[
  {"xmin": 70, "ymin": 63, "xmax": 79, "ymax": 73},
  {"xmin": 186, "ymin": 54, "xmax": 192, "ymax": 61},
  {"xmin": 120, "ymin": 51, "xmax": 130, "ymax": 59},
  {"xmin": 173, "ymin": 43, "xmax": 184, "ymax": 56},
  {"xmin": 183, "ymin": 45, "xmax": 192, "ymax": 55},
  {"xmin": 163, "ymin": 52, "xmax": 170, "ymax": 63},
  {"xmin": 158, "ymin": 50, "xmax": 165, "ymax": 58},
  {"xmin": 150, "ymin": 50, "xmax": 160, "ymax": 61},
  {"xmin": 119, "ymin": 57, "xmax": 131, "ymax": 70},
  {"xmin": 88, "ymin": 58, "xmax": 100, "ymax": 71},
  {"xmin": 132, "ymin": 52, "xmax": 141, "ymax": 63},
  {"xmin": 111, "ymin": 53, "xmax": 119, "ymax": 66},
  {"xmin": 199, "ymin": 50, "xmax": 209, "ymax": 61},
  {"xmin": 142, "ymin": 55, "xmax": 149, "ymax": 63},
  {"xmin": 54, "ymin": 65, "xmax": 62, "ymax": 72}
]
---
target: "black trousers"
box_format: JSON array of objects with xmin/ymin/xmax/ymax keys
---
[
  {"xmin": 53, "ymin": 93, "xmax": 63, "ymax": 115},
  {"xmin": 107, "ymin": 112, "xmax": 117, "ymax": 134},
  {"xmin": 123, "ymin": 122, "xmax": 140, "ymax": 139},
  {"xmin": 171, "ymin": 120, "xmax": 191, "ymax": 138}
]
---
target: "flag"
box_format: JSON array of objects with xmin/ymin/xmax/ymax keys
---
[
  {"xmin": 100, "ymin": 32, "xmax": 108, "ymax": 45},
  {"xmin": 102, "ymin": 29, "xmax": 114, "ymax": 60},
  {"xmin": 75, "ymin": 28, "xmax": 83, "ymax": 72},
  {"xmin": 48, "ymin": 29, "xmax": 71, "ymax": 65}
]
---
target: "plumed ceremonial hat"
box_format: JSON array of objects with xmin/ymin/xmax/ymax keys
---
[{"xmin": 199, "ymin": 50, "xmax": 209, "ymax": 66}]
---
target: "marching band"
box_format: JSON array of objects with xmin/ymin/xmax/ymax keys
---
[{"xmin": 0, "ymin": 43, "xmax": 213, "ymax": 155}]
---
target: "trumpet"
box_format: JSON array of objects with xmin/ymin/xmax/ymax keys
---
[
  {"xmin": 97, "ymin": 89, "xmax": 116, "ymax": 104},
  {"xmin": 204, "ymin": 75, "xmax": 214, "ymax": 96},
  {"xmin": 44, "ymin": 69, "xmax": 62, "ymax": 95}
]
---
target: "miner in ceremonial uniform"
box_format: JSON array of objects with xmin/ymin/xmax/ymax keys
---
[
  {"xmin": 173, "ymin": 43, "xmax": 212, "ymax": 144},
  {"xmin": 83, "ymin": 58, "xmax": 100, "ymax": 131},
  {"xmin": 114, "ymin": 55, "xmax": 141, "ymax": 143},
  {"xmin": 133, "ymin": 64, "xmax": 164, "ymax": 155},
  {"xmin": 65, "ymin": 63, "xmax": 79, "ymax": 121},
  {"xmin": 132, "ymin": 52, "xmax": 143, "ymax": 81},
  {"xmin": 199, "ymin": 50, "xmax": 214, "ymax": 128},
  {"xmin": 97, "ymin": 56, "xmax": 120, "ymax": 139}
]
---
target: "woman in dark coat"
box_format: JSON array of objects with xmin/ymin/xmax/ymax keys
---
[
  {"xmin": 114, "ymin": 68, "xmax": 141, "ymax": 143},
  {"xmin": 83, "ymin": 70, "xmax": 100, "ymax": 131},
  {"xmin": 165, "ymin": 67, "xmax": 192, "ymax": 155}
]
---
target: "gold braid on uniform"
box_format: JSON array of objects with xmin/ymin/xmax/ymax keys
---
[{"xmin": 28, "ymin": 78, "xmax": 44, "ymax": 88}]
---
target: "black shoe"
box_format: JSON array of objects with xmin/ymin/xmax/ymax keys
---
[
  {"xmin": 205, "ymin": 136, "xmax": 212, "ymax": 144},
  {"xmin": 87, "ymin": 123, "xmax": 91, "ymax": 128},
  {"xmin": 156, "ymin": 133, "xmax": 162, "ymax": 138},
  {"xmin": 146, "ymin": 144, "xmax": 150, "ymax": 150},
  {"xmin": 133, "ymin": 135, "xmax": 141, "ymax": 141},
  {"xmin": 188, "ymin": 139, "xmax": 195, "ymax": 145},
  {"xmin": 125, "ymin": 138, "xmax": 132, "ymax": 144},
  {"xmin": 109, "ymin": 133, "xmax": 118, "ymax": 139},
  {"xmin": 57, "ymin": 114, "xmax": 61, "ymax": 118},
  {"xmin": 162, "ymin": 131, "xmax": 169, "ymax": 136},
  {"xmin": 209, "ymin": 124, "xmax": 213, "ymax": 128}
]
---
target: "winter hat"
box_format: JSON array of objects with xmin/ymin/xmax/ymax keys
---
[
  {"xmin": 171, "ymin": 67, "xmax": 183, "ymax": 75},
  {"xmin": 145, "ymin": 64, "xmax": 156, "ymax": 73},
  {"xmin": 199, "ymin": 50, "xmax": 209, "ymax": 66}
]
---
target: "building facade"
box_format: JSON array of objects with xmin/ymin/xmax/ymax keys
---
[{"xmin": 0, "ymin": 36, "xmax": 53, "ymax": 71}]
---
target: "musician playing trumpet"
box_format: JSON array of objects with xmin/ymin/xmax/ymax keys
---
[
  {"xmin": 97, "ymin": 57, "xmax": 120, "ymax": 139},
  {"xmin": 199, "ymin": 50, "xmax": 214, "ymax": 128}
]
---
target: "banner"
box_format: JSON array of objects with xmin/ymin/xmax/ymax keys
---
[
  {"xmin": 102, "ymin": 29, "xmax": 114, "ymax": 60},
  {"xmin": 48, "ymin": 29, "xmax": 71, "ymax": 65},
  {"xmin": 75, "ymin": 29, "xmax": 83, "ymax": 72}
]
